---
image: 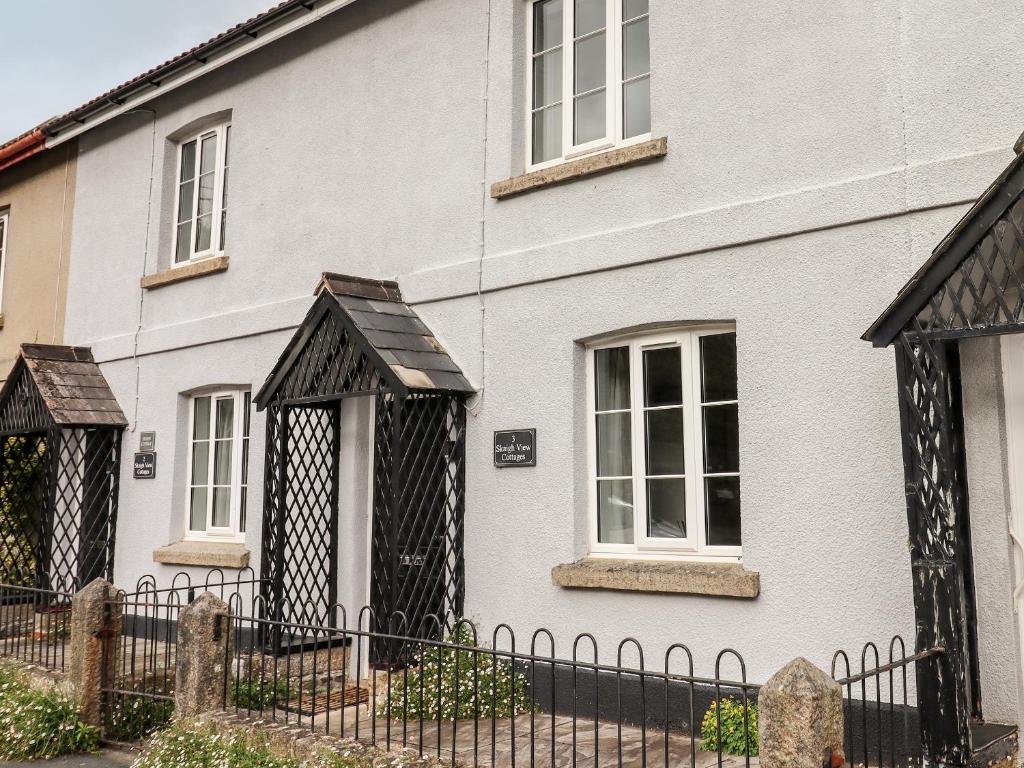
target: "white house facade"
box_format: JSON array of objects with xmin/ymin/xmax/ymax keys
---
[{"xmin": 25, "ymin": 0, "xmax": 1024, "ymax": 748}]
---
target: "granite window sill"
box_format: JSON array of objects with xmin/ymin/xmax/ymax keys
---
[
  {"xmin": 141, "ymin": 255, "xmax": 229, "ymax": 289},
  {"xmin": 491, "ymin": 137, "xmax": 668, "ymax": 200},
  {"xmin": 551, "ymin": 557, "xmax": 759, "ymax": 598},
  {"xmin": 153, "ymin": 539, "xmax": 249, "ymax": 569}
]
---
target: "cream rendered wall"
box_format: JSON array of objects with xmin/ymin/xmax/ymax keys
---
[{"xmin": 0, "ymin": 143, "xmax": 76, "ymax": 378}]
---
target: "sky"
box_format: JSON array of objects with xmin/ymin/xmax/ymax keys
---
[{"xmin": 0, "ymin": 0, "xmax": 274, "ymax": 140}]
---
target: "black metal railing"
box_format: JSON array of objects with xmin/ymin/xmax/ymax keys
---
[
  {"xmin": 223, "ymin": 596, "xmax": 760, "ymax": 768},
  {"xmin": 832, "ymin": 637, "xmax": 942, "ymax": 768},
  {"xmin": 0, "ymin": 582, "xmax": 72, "ymax": 671}
]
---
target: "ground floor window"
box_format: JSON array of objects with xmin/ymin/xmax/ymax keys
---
[
  {"xmin": 186, "ymin": 389, "xmax": 251, "ymax": 539},
  {"xmin": 587, "ymin": 326, "xmax": 741, "ymax": 558}
]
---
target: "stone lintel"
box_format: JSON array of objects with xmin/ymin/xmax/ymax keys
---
[
  {"xmin": 141, "ymin": 255, "xmax": 229, "ymax": 289},
  {"xmin": 490, "ymin": 137, "xmax": 668, "ymax": 199},
  {"xmin": 153, "ymin": 539, "xmax": 250, "ymax": 569},
  {"xmin": 550, "ymin": 557, "xmax": 759, "ymax": 598}
]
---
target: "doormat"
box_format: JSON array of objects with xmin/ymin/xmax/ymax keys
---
[{"xmin": 283, "ymin": 684, "xmax": 369, "ymax": 716}]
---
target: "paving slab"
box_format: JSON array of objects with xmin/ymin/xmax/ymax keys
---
[{"xmin": 0, "ymin": 749, "xmax": 135, "ymax": 767}]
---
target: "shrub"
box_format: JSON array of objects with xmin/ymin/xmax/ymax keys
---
[
  {"xmin": 230, "ymin": 676, "xmax": 292, "ymax": 710},
  {"xmin": 700, "ymin": 697, "xmax": 758, "ymax": 756},
  {"xmin": 378, "ymin": 623, "xmax": 533, "ymax": 721},
  {"xmin": 0, "ymin": 663, "xmax": 100, "ymax": 760}
]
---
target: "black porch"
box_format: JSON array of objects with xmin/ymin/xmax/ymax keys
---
[
  {"xmin": 0, "ymin": 344, "xmax": 125, "ymax": 595},
  {"xmin": 255, "ymin": 273, "xmax": 474, "ymax": 655},
  {"xmin": 866, "ymin": 149, "xmax": 1024, "ymax": 764}
]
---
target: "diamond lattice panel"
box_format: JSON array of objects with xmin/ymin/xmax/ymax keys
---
[
  {"xmin": 280, "ymin": 407, "xmax": 338, "ymax": 625},
  {"xmin": 0, "ymin": 435, "xmax": 48, "ymax": 586},
  {"xmin": 914, "ymin": 195, "xmax": 1024, "ymax": 336}
]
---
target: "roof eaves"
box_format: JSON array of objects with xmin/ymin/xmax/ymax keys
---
[{"xmin": 38, "ymin": 0, "xmax": 359, "ymax": 148}]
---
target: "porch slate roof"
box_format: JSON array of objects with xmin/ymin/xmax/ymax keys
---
[
  {"xmin": 255, "ymin": 273, "xmax": 474, "ymax": 407},
  {"xmin": 0, "ymin": 344, "xmax": 127, "ymax": 428}
]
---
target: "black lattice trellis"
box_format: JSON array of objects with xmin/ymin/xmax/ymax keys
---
[
  {"xmin": 257, "ymin": 286, "xmax": 470, "ymax": 659},
  {"xmin": 0, "ymin": 346, "xmax": 124, "ymax": 593},
  {"xmin": 862, "ymin": 158, "xmax": 1024, "ymax": 764}
]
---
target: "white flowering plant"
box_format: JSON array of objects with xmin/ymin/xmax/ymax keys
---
[
  {"xmin": 132, "ymin": 720, "xmax": 436, "ymax": 768},
  {"xmin": 0, "ymin": 662, "xmax": 100, "ymax": 760},
  {"xmin": 378, "ymin": 623, "xmax": 534, "ymax": 722}
]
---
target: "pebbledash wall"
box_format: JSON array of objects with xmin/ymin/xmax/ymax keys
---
[{"xmin": 59, "ymin": 0, "xmax": 1024, "ymax": 726}]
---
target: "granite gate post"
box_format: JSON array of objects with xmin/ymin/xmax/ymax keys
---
[
  {"xmin": 68, "ymin": 578, "xmax": 122, "ymax": 727},
  {"xmin": 175, "ymin": 592, "xmax": 233, "ymax": 718},
  {"xmin": 759, "ymin": 657, "xmax": 844, "ymax": 768}
]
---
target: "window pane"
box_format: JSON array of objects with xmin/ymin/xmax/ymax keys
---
[
  {"xmin": 175, "ymin": 221, "xmax": 193, "ymax": 263},
  {"xmin": 243, "ymin": 392, "xmax": 251, "ymax": 438},
  {"xmin": 597, "ymin": 478, "xmax": 633, "ymax": 544},
  {"xmin": 623, "ymin": 0, "xmax": 648, "ymax": 20},
  {"xmin": 199, "ymin": 133, "xmax": 217, "ymax": 175},
  {"xmin": 575, "ymin": 32, "xmax": 606, "ymax": 94},
  {"xmin": 623, "ymin": 76, "xmax": 651, "ymax": 138},
  {"xmin": 705, "ymin": 476, "xmax": 741, "ymax": 546},
  {"xmin": 191, "ymin": 441, "xmax": 209, "ymax": 484},
  {"xmin": 212, "ymin": 488, "xmax": 231, "ymax": 528},
  {"xmin": 647, "ymin": 478, "xmax": 685, "ymax": 538},
  {"xmin": 596, "ymin": 412, "xmax": 631, "ymax": 476},
  {"xmin": 575, "ymin": 90, "xmax": 606, "ymax": 144},
  {"xmin": 701, "ymin": 332, "xmax": 738, "ymax": 402},
  {"xmin": 193, "ymin": 397, "xmax": 211, "ymax": 440},
  {"xmin": 595, "ymin": 346, "xmax": 629, "ymax": 410},
  {"xmin": 176, "ymin": 180, "xmax": 195, "ymax": 224},
  {"xmin": 189, "ymin": 487, "xmax": 208, "ymax": 531},
  {"xmin": 179, "ymin": 141, "xmax": 196, "ymax": 182},
  {"xmin": 533, "ymin": 49, "xmax": 563, "ymax": 108},
  {"xmin": 240, "ymin": 488, "xmax": 248, "ymax": 534},
  {"xmin": 645, "ymin": 408, "xmax": 684, "ymax": 475},
  {"xmin": 220, "ymin": 172, "xmax": 228, "ymax": 251},
  {"xmin": 197, "ymin": 171, "xmax": 215, "ymax": 217},
  {"xmin": 622, "ymin": 17, "xmax": 649, "ymax": 80},
  {"xmin": 214, "ymin": 439, "xmax": 233, "ymax": 485},
  {"xmin": 643, "ymin": 346, "xmax": 682, "ymax": 406},
  {"xmin": 195, "ymin": 214, "xmax": 212, "ymax": 253},
  {"xmin": 532, "ymin": 104, "xmax": 563, "ymax": 164},
  {"xmin": 703, "ymin": 403, "xmax": 739, "ymax": 474},
  {"xmin": 575, "ymin": 0, "xmax": 605, "ymax": 36},
  {"xmin": 216, "ymin": 397, "xmax": 235, "ymax": 439},
  {"xmin": 533, "ymin": 0, "xmax": 562, "ymax": 52}
]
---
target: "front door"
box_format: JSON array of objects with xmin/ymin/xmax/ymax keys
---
[{"xmin": 1000, "ymin": 335, "xmax": 1024, "ymax": 701}]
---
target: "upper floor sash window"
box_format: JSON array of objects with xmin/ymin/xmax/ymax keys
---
[{"xmin": 174, "ymin": 123, "xmax": 230, "ymax": 264}]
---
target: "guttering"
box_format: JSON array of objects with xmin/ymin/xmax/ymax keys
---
[
  {"xmin": 42, "ymin": 0, "xmax": 358, "ymax": 149},
  {"xmin": 0, "ymin": 129, "xmax": 46, "ymax": 173}
]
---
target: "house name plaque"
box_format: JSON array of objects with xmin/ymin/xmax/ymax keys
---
[
  {"xmin": 493, "ymin": 429, "xmax": 536, "ymax": 467},
  {"xmin": 133, "ymin": 452, "xmax": 157, "ymax": 479}
]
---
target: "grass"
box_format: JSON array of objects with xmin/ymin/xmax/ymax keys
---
[{"xmin": 0, "ymin": 662, "xmax": 100, "ymax": 760}]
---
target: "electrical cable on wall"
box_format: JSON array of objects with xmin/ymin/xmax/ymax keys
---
[
  {"xmin": 127, "ymin": 107, "xmax": 157, "ymax": 433},
  {"xmin": 468, "ymin": 0, "xmax": 493, "ymax": 418}
]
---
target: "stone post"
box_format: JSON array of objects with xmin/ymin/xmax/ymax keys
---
[
  {"xmin": 759, "ymin": 657, "xmax": 844, "ymax": 768},
  {"xmin": 68, "ymin": 578, "xmax": 122, "ymax": 727},
  {"xmin": 175, "ymin": 592, "xmax": 233, "ymax": 718}
]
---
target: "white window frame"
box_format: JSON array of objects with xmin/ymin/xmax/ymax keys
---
[
  {"xmin": 171, "ymin": 123, "xmax": 230, "ymax": 266},
  {"xmin": 0, "ymin": 211, "xmax": 8, "ymax": 313},
  {"xmin": 585, "ymin": 326, "xmax": 741, "ymax": 560},
  {"xmin": 184, "ymin": 389, "xmax": 250, "ymax": 542},
  {"xmin": 526, "ymin": 0, "xmax": 652, "ymax": 172}
]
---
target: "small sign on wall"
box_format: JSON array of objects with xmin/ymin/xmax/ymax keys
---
[
  {"xmin": 493, "ymin": 429, "xmax": 536, "ymax": 468},
  {"xmin": 139, "ymin": 431, "xmax": 156, "ymax": 452},
  {"xmin": 133, "ymin": 452, "xmax": 157, "ymax": 479}
]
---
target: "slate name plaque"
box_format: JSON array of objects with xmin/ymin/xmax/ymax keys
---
[
  {"xmin": 493, "ymin": 429, "xmax": 536, "ymax": 467},
  {"xmin": 133, "ymin": 452, "xmax": 157, "ymax": 479}
]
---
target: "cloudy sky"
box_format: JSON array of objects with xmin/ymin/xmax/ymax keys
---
[{"xmin": 1, "ymin": 0, "xmax": 272, "ymax": 140}]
